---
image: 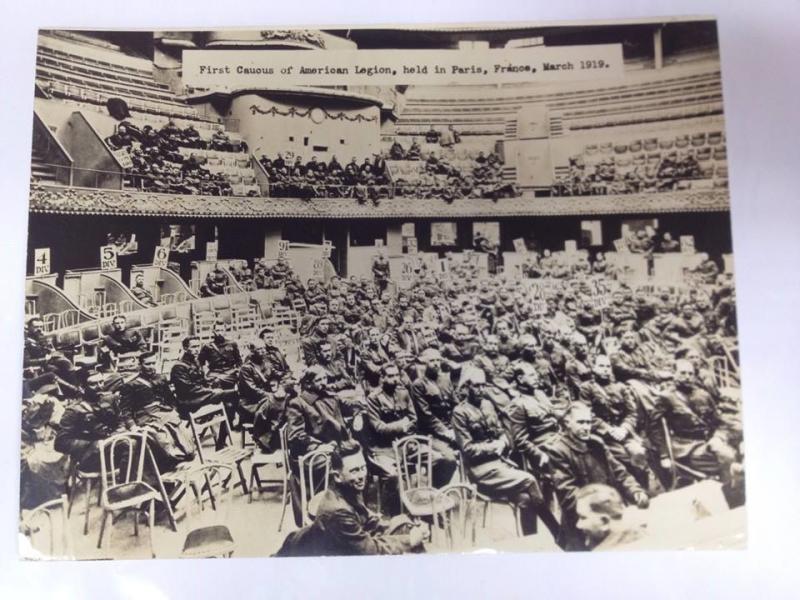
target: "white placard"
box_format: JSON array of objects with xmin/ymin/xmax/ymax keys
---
[
  {"xmin": 513, "ymin": 238, "xmax": 527, "ymax": 254},
  {"xmin": 322, "ymin": 240, "xmax": 333, "ymax": 259},
  {"xmin": 33, "ymin": 248, "xmax": 51, "ymax": 276},
  {"xmin": 407, "ymin": 237, "xmax": 418, "ymax": 255},
  {"xmin": 153, "ymin": 245, "xmax": 170, "ymax": 268},
  {"xmin": 375, "ymin": 239, "xmax": 384, "ymax": 247},
  {"xmin": 312, "ymin": 258, "xmax": 326, "ymax": 280},
  {"xmin": 100, "ymin": 245, "xmax": 118, "ymax": 271},
  {"xmin": 277, "ymin": 240, "xmax": 290, "ymax": 259},
  {"xmin": 680, "ymin": 235, "xmax": 696, "ymax": 254},
  {"xmin": 206, "ymin": 241, "xmax": 218, "ymax": 261},
  {"xmin": 613, "ymin": 238, "xmax": 627, "ymax": 253}
]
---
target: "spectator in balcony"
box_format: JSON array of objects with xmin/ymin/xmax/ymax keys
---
[
  {"xmin": 389, "ymin": 140, "xmax": 405, "ymax": 160},
  {"xmin": 211, "ymin": 129, "xmax": 234, "ymax": 152},
  {"xmin": 439, "ymin": 125, "xmax": 454, "ymax": 148},
  {"xmin": 406, "ymin": 138, "xmax": 421, "ymax": 161},
  {"xmin": 105, "ymin": 124, "xmax": 133, "ymax": 150},
  {"xmin": 425, "ymin": 125, "xmax": 439, "ymax": 144}
]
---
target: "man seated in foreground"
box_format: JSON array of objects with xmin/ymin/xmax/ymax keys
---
[
  {"xmin": 275, "ymin": 440, "xmax": 428, "ymax": 556},
  {"xmin": 546, "ymin": 402, "xmax": 650, "ymax": 550},
  {"xmin": 575, "ymin": 483, "xmax": 647, "ymax": 551}
]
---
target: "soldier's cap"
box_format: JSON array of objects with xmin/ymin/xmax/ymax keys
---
[
  {"xmin": 418, "ymin": 348, "xmax": 443, "ymax": 363},
  {"xmin": 458, "ymin": 365, "xmax": 487, "ymax": 389}
]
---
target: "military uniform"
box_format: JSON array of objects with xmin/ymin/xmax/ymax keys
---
[
  {"xmin": 453, "ymin": 398, "xmax": 557, "ymax": 536},
  {"xmin": 169, "ymin": 352, "xmax": 237, "ymax": 419},
  {"xmin": 506, "ymin": 389, "xmax": 561, "ymax": 467},
  {"xmin": 408, "ymin": 373, "xmax": 460, "ymax": 480},
  {"xmin": 119, "ymin": 372, "xmax": 194, "ymax": 470},
  {"xmin": 286, "ymin": 389, "xmax": 351, "ymax": 525},
  {"xmin": 579, "ymin": 378, "xmax": 651, "ymax": 483},
  {"xmin": 104, "ymin": 329, "xmax": 147, "ymax": 356},
  {"xmin": 198, "ymin": 337, "xmax": 242, "ymax": 389},
  {"xmin": 652, "ymin": 383, "xmax": 736, "ymax": 480},
  {"xmin": 276, "ymin": 482, "xmax": 419, "ymax": 556},
  {"xmin": 54, "ymin": 395, "xmax": 125, "ymax": 471},
  {"xmin": 545, "ymin": 433, "xmax": 645, "ymax": 550}
]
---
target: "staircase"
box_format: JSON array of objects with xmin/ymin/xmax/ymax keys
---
[{"xmin": 30, "ymin": 148, "xmax": 59, "ymax": 183}]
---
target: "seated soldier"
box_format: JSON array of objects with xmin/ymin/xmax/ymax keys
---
[
  {"xmin": 23, "ymin": 317, "xmax": 79, "ymax": 394},
  {"xmin": 652, "ymin": 359, "xmax": 739, "ymax": 485},
  {"xmin": 54, "ymin": 378, "xmax": 126, "ymax": 472},
  {"xmin": 579, "ymin": 355, "xmax": 652, "ymax": 482},
  {"xmin": 314, "ymin": 340, "xmax": 356, "ymax": 394},
  {"xmin": 545, "ymin": 402, "xmax": 649, "ymax": 551},
  {"xmin": 453, "ymin": 367, "xmax": 560, "ymax": 538},
  {"xmin": 198, "ymin": 320, "xmax": 242, "ymax": 390},
  {"xmin": 130, "ymin": 273, "xmax": 157, "ymax": 307},
  {"xmin": 200, "ymin": 265, "xmax": 228, "ymax": 297},
  {"xmin": 408, "ymin": 348, "xmax": 460, "ymax": 487},
  {"xmin": 169, "ymin": 336, "xmax": 238, "ymax": 420},
  {"xmin": 257, "ymin": 327, "xmax": 293, "ymax": 383},
  {"xmin": 362, "ymin": 362, "xmax": 454, "ymax": 513},
  {"xmin": 103, "ymin": 314, "xmax": 147, "ymax": 356},
  {"xmin": 237, "ymin": 339, "xmax": 288, "ymax": 433},
  {"xmin": 507, "ymin": 362, "xmax": 562, "ymax": 471},
  {"xmin": 119, "ymin": 351, "xmax": 195, "ymax": 471},
  {"xmin": 286, "ymin": 366, "xmax": 352, "ymax": 526},
  {"xmin": 275, "ymin": 440, "xmax": 428, "ymax": 556}
]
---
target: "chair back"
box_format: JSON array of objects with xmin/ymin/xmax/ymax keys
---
[
  {"xmin": 434, "ymin": 483, "xmax": 479, "ymax": 549},
  {"xmin": 189, "ymin": 403, "xmax": 234, "ymax": 462},
  {"xmin": 298, "ymin": 448, "xmax": 331, "ymax": 526},
  {"xmin": 98, "ymin": 431, "xmax": 149, "ymax": 497},
  {"xmin": 393, "ymin": 435, "xmax": 434, "ymax": 495},
  {"xmin": 20, "ymin": 495, "xmax": 71, "ymax": 559}
]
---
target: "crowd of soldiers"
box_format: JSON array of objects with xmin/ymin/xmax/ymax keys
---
[
  {"xmin": 389, "ymin": 139, "xmax": 517, "ymax": 202},
  {"xmin": 19, "ymin": 247, "xmax": 743, "ymax": 554},
  {"xmin": 259, "ymin": 154, "xmax": 392, "ymax": 203},
  {"xmin": 105, "ymin": 120, "xmax": 247, "ymax": 196},
  {"xmin": 552, "ymin": 150, "xmax": 705, "ymax": 196},
  {"xmin": 198, "ymin": 258, "xmax": 297, "ymax": 297}
]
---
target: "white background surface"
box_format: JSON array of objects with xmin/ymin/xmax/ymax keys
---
[{"xmin": 1, "ymin": 1, "xmax": 798, "ymax": 597}]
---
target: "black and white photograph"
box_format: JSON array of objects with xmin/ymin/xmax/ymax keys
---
[{"xmin": 19, "ymin": 18, "xmax": 748, "ymax": 561}]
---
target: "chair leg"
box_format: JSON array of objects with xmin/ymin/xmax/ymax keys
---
[
  {"xmin": 148, "ymin": 499, "xmax": 156, "ymax": 559},
  {"xmin": 236, "ymin": 461, "xmax": 249, "ymax": 495},
  {"xmin": 277, "ymin": 474, "xmax": 289, "ymax": 533},
  {"xmin": 133, "ymin": 506, "xmax": 139, "ymax": 537},
  {"xmin": 83, "ymin": 478, "xmax": 92, "ymax": 536},
  {"xmin": 97, "ymin": 510, "xmax": 109, "ymax": 550}
]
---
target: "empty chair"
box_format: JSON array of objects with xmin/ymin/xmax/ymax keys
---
[
  {"xmin": 96, "ymin": 432, "xmax": 162, "ymax": 557},
  {"xmin": 179, "ymin": 463, "xmax": 237, "ymax": 559},
  {"xmin": 20, "ymin": 495, "xmax": 71, "ymax": 559},
  {"xmin": 188, "ymin": 403, "xmax": 250, "ymax": 495},
  {"xmin": 249, "ymin": 425, "xmax": 290, "ymax": 533},
  {"xmin": 393, "ymin": 435, "xmax": 455, "ymax": 521},
  {"xmin": 431, "ymin": 483, "xmax": 480, "ymax": 550}
]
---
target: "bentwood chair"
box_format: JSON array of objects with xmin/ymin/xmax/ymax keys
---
[
  {"xmin": 179, "ymin": 463, "xmax": 237, "ymax": 558},
  {"xmin": 20, "ymin": 494, "xmax": 71, "ymax": 559},
  {"xmin": 298, "ymin": 448, "xmax": 332, "ymax": 526},
  {"xmin": 96, "ymin": 432, "xmax": 161, "ymax": 557},
  {"xmin": 393, "ymin": 435, "xmax": 455, "ymax": 521}
]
